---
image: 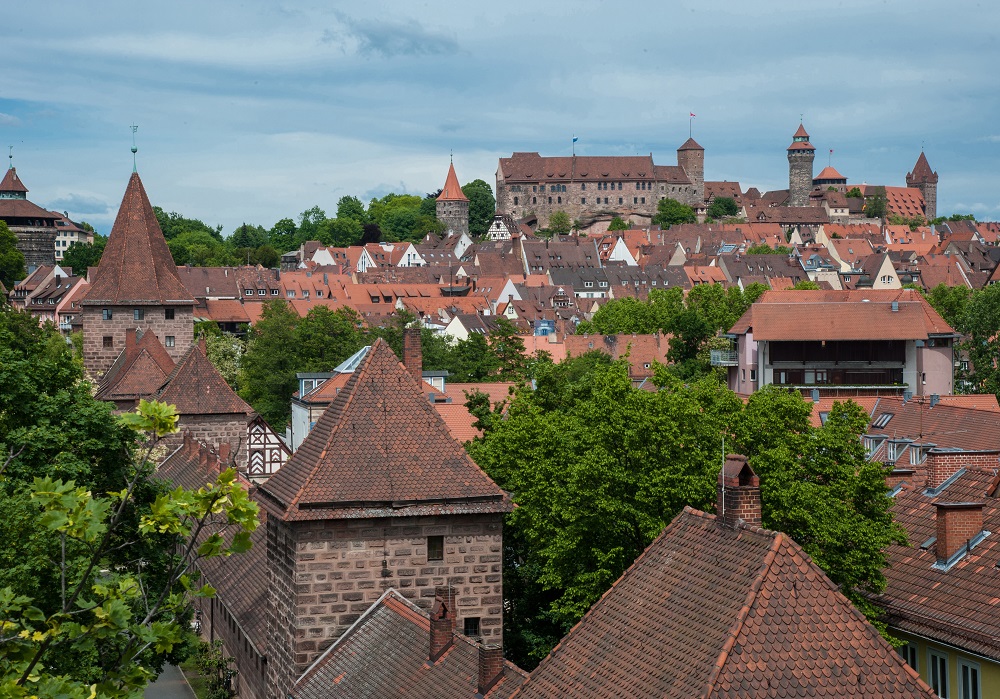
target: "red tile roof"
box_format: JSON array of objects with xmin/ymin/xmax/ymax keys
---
[
  {"xmin": 729, "ymin": 289, "xmax": 954, "ymax": 341},
  {"xmin": 499, "ymin": 153, "xmax": 667, "ymax": 183},
  {"xmin": 908, "ymin": 152, "xmax": 937, "ymax": 183},
  {"xmin": 437, "ymin": 162, "xmax": 468, "ymax": 202},
  {"xmin": 202, "ymin": 298, "xmax": 251, "ymax": 324},
  {"xmin": 677, "ymin": 137, "xmax": 703, "ymax": 151},
  {"xmin": 0, "ymin": 197, "xmax": 61, "ymax": 220},
  {"xmin": 513, "ymin": 507, "xmax": 934, "ymax": 699},
  {"xmin": 793, "ymin": 123, "xmax": 810, "ymax": 139},
  {"xmin": 293, "ymin": 589, "xmax": 526, "ymax": 699},
  {"xmin": 0, "ymin": 167, "xmax": 28, "ymax": 193},
  {"xmin": 83, "ymin": 172, "xmax": 196, "ymax": 305},
  {"xmin": 256, "ymin": 339, "xmax": 513, "ymax": 521},
  {"xmin": 95, "ymin": 329, "xmax": 176, "ymax": 403},
  {"xmin": 156, "ymin": 339, "xmax": 253, "ymax": 416},
  {"xmin": 814, "ymin": 165, "xmax": 846, "ymax": 181}
]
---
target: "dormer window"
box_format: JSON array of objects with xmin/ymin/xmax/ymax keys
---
[{"xmin": 258, "ymin": 289, "xmax": 265, "ymax": 295}]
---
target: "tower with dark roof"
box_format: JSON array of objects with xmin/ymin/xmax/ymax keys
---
[
  {"xmin": 676, "ymin": 137, "xmax": 705, "ymax": 205},
  {"xmin": 787, "ymin": 123, "xmax": 816, "ymax": 207},
  {"xmin": 436, "ymin": 161, "xmax": 469, "ymax": 237},
  {"xmin": 255, "ymin": 339, "xmax": 513, "ymax": 697},
  {"xmin": 906, "ymin": 152, "xmax": 938, "ymax": 221},
  {"xmin": 0, "ymin": 166, "xmax": 58, "ymax": 270},
  {"xmin": 80, "ymin": 172, "xmax": 196, "ymax": 375}
]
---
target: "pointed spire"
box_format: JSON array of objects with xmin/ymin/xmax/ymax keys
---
[
  {"xmin": 130, "ymin": 124, "xmax": 139, "ymax": 173},
  {"xmin": 436, "ymin": 161, "xmax": 468, "ymax": 202},
  {"xmin": 909, "ymin": 151, "xmax": 937, "ymax": 182},
  {"xmin": 82, "ymin": 172, "xmax": 196, "ymax": 305},
  {"xmin": 0, "ymin": 166, "xmax": 27, "ymax": 195}
]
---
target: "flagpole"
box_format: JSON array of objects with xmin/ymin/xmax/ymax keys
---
[{"xmin": 572, "ymin": 134, "xmax": 576, "ymax": 156}]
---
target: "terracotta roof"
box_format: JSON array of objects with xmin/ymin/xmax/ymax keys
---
[
  {"xmin": 907, "ymin": 152, "xmax": 937, "ymax": 183},
  {"xmin": 175, "ymin": 266, "xmax": 242, "ymax": 299},
  {"xmin": 677, "ymin": 137, "xmax": 703, "ymax": 151},
  {"xmin": 83, "ymin": 173, "xmax": 195, "ymax": 306},
  {"xmin": 156, "ymin": 338, "xmax": 253, "ymax": 416},
  {"xmin": 865, "ymin": 396, "xmax": 1000, "ymax": 452},
  {"xmin": 202, "ymin": 298, "xmax": 251, "ymax": 324},
  {"xmin": 787, "ymin": 141, "xmax": 815, "ymax": 151},
  {"xmin": 729, "ymin": 289, "xmax": 954, "ymax": 340},
  {"xmin": 256, "ymin": 339, "xmax": 513, "ymax": 521},
  {"xmin": 0, "ymin": 167, "xmax": 28, "ymax": 193},
  {"xmin": 814, "ymin": 165, "xmax": 846, "ymax": 181},
  {"xmin": 95, "ymin": 329, "xmax": 176, "ymax": 403},
  {"xmin": 884, "ymin": 186, "xmax": 925, "ymax": 219},
  {"xmin": 499, "ymin": 153, "xmax": 663, "ymax": 182},
  {"xmin": 437, "ymin": 162, "xmax": 468, "ymax": 202},
  {"xmin": 293, "ymin": 589, "xmax": 527, "ymax": 699},
  {"xmin": 513, "ymin": 507, "xmax": 934, "ymax": 699},
  {"xmin": 0, "ymin": 198, "xmax": 61, "ymax": 220},
  {"xmin": 793, "ymin": 123, "xmax": 810, "ymax": 139},
  {"xmin": 563, "ymin": 333, "xmax": 669, "ymax": 380}
]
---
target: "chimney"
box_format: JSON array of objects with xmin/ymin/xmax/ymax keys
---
[
  {"xmin": 198, "ymin": 443, "xmax": 209, "ymax": 469},
  {"xmin": 429, "ymin": 586, "xmax": 455, "ymax": 662},
  {"xmin": 198, "ymin": 333, "xmax": 208, "ymax": 355},
  {"xmin": 811, "ymin": 388, "xmax": 820, "ymax": 403},
  {"xmin": 935, "ymin": 502, "xmax": 984, "ymax": 564},
  {"xmin": 930, "ymin": 393, "xmax": 940, "ymax": 408},
  {"xmin": 125, "ymin": 327, "xmax": 138, "ymax": 356},
  {"xmin": 218, "ymin": 442, "xmax": 231, "ymax": 468},
  {"xmin": 717, "ymin": 454, "xmax": 761, "ymax": 528},
  {"xmin": 477, "ymin": 645, "xmax": 505, "ymax": 695},
  {"xmin": 403, "ymin": 327, "xmax": 423, "ymax": 384},
  {"xmin": 926, "ymin": 449, "xmax": 1000, "ymax": 490}
]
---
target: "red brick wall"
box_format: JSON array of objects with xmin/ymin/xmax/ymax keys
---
[
  {"xmin": 82, "ymin": 304, "xmax": 193, "ymax": 375},
  {"xmin": 936, "ymin": 503, "xmax": 984, "ymax": 562},
  {"xmin": 926, "ymin": 450, "xmax": 1000, "ymax": 489},
  {"xmin": 717, "ymin": 484, "xmax": 762, "ymax": 528}
]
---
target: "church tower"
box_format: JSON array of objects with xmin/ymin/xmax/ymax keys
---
[
  {"xmin": 80, "ymin": 172, "xmax": 196, "ymax": 375},
  {"xmin": 435, "ymin": 160, "xmax": 469, "ymax": 237},
  {"xmin": 676, "ymin": 138, "xmax": 705, "ymax": 207},
  {"xmin": 906, "ymin": 151, "xmax": 938, "ymax": 221},
  {"xmin": 787, "ymin": 123, "xmax": 815, "ymax": 207}
]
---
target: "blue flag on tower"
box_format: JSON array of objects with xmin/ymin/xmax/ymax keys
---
[{"xmin": 572, "ymin": 136, "xmax": 579, "ymax": 143}]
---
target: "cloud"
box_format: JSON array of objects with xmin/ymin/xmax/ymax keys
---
[
  {"xmin": 331, "ymin": 13, "xmax": 458, "ymax": 57},
  {"xmin": 980, "ymin": 135, "xmax": 1000, "ymax": 143},
  {"xmin": 0, "ymin": 113, "xmax": 20, "ymax": 126},
  {"xmin": 48, "ymin": 194, "xmax": 111, "ymax": 215}
]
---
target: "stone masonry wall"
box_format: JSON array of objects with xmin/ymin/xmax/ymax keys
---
[
  {"xmin": 436, "ymin": 199, "xmax": 469, "ymax": 237},
  {"xmin": 160, "ymin": 413, "xmax": 251, "ymax": 471},
  {"xmin": 266, "ymin": 517, "xmax": 299, "ymax": 698},
  {"xmin": 194, "ymin": 595, "xmax": 268, "ymax": 699},
  {"xmin": 787, "ymin": 150, "xmax": 815, "ymax": 207},
  {"xmin": 10, "ymin": 225, "xmax": 57, "ymax": 269},
  {"xmin": 81, "ymin": 304, "xmax": 194, "ymax": 376},
  {"xmin": 278, "ymin": 512, "xmax": 504, "ymax": 679}
]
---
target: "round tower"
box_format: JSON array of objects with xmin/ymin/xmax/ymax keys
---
[
  {"xmin": 676, "ymin": 138, "xmax": 705, "ymax": 207},
  {"xmin": 906, "ymin": 151, "xmax": 938, "ymax": 221},
  {"xmin": 787, "ymin": 123, "xmax": 815, "ymax": 207},
  {"xmin": 436, "ymin": 161, "xmax": 469, "ymax": 237}
]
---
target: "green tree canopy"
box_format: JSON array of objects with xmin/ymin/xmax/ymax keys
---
[
  {"xmin": 846, "ymin": 187, "xmax": 863, "ymax": 198},
  {"xmin": 607, "ymin": 216, "xmax": 629, "ymax": 231},
  {"xmin": 652, "ymin": 197, "xmax": 696, "ymax": 228},
  {"xmin": 0, "ymin": 221, "xmax": 27, "ymax": 287},
  {"xmin": 153, "ymin": 207, "xmax": 221, "ymax": 241},
  {"xmin": 462, "ymin": 179, "xmax": 496, "ymax": 238},
  {"xmin": 61, "ymin": 235, "xmax": 107, "ymax": 273},
  {"xmin": 548, "ymin": 211, "xmax": 572, "ymax": 235},
  {"xmin": 864, "ymin": 191, "xmax": 887, "ymax": 220},
  {"xmin": 746, "ymin": 243, "xmax": 794, "ymax": 255},
  {"xmin": 336, "ymin": 195, "xmax": 367, "ymax": 223},
  {"xmin": 267, "ymin": 218, "xmax": 297, "ymax": 253},
  {"xmin": 706, "ymin": 196, "xmax": 739, "ymax": 219}
]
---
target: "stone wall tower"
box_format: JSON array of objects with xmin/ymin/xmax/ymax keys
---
[
  {"xmin": 676, "ymin": 138, "xmax": 705, "ymax": 206},
  {"xmin": 906, "ymin": 151, "xmax": 938, "ymax": 221},
  {"xmin": 435, "ymin": 161, "xmax": 469, "ymax": 237},
  {"xmin": 787, "ymin": 123, "xmax": 815, "ymax": 207},
  {"xmin": 0, "ymin": 166, "xmax": 58, "ymax": 270}
]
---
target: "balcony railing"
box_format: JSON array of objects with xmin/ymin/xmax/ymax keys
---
[{"xmin": 710, "ymin": 349, "xmax": 738, "ymax": 367}]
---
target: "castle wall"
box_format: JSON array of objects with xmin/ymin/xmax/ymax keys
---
[
  {"xmin": 788, "ymin": 151, "xmax": 815, "ymax": 207},
  {"xmin": 267, "ymin": 512, "xmax": 504, "ymax": 690},
  {"xmin": 9, "ymin": 225, "xmax": 57, "ymax": 269},
  {"xmin": 194, "ymin": 594, "xmax": 269, "ymax": 699},
  {"xmin": 160, "ymin": 413, "xmax": 251, "ymax": 470},
  {"xmin": 436, "ymin": 199, "xmax": 469, "ymax": 237},
  {"xmin": 81, "ymin": 304, "xmax": 193, "ymax": 375}
]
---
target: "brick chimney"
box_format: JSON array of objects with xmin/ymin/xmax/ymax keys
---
[
  {"xmin": 717, "ymin": 454, "xmax": 762, "ymax": 528},
  {"xmin": 125, "ymin": 327, "xmax": 138, "ymax": 356},
  {"xmin": 198, "ymin": 443, "xmax": 209, "ymax": 469},
  {"xmin": 403, "ymin": 327, "xmax": 423, "ymax": 384},
  {"xmin": 429, "ymin": 586, "xmax": 455, "ymax": 662},
  {"xmin": 926, "ymin": 449, "xmax": 1000, "ymax": 490},
  {"xmin": 935, "ymin": 502, "xmax": 984, "ymax": 564},
  {"xmin": 218, "ymin": 442, "xmax": 231, "ymax": 468},
  {"xmin": 477, "ymin": 645, "xmax": 505, "ymax": 695}
]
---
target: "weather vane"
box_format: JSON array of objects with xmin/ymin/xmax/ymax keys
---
[
  {"xmin": 130, "ymin": 124, "xmax": 139, "ymax": 172},
  {"xmin": 8, "ymin": 145, "xmax": 12, "ymax": 169}
]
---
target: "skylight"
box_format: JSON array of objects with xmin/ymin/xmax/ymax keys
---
[{"xmin": 872, "ymin": 412, "xmax": 894, "ymax": 429}]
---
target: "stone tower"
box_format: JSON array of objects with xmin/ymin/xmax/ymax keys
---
[
  {"xmin": 787, "ymin": 123, "xmax": 815, "ymax": 207},
  {"xmin": 0, "ymin": 166, "xmax": 58, "ymax": 270},
  {"xmin": 676, "ymin": 138, "xmax": 705, "ymax": 206},
  {"xmin": 436, "ymin": 161, "xmax": 469, "ymax": 237},
  {"xmin": 256, "ymin": 339, "xmax": 512, "ymax": 697},
  {"xmin": 906, "ymin": 151, "xmax": 938, "ymax": 221},
  {"xmin": 80, "ymin": 172, "xmax": 196, "ymax": 376}
]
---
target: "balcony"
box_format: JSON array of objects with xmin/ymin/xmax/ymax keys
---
[{"xmin": 710, "ymin": 349, "xmax": 738, "ymax": 367}]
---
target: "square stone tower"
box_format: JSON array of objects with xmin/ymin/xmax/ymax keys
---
[
  {"xmin": 436, "ymin": 161, "xmax": 470, "ymax": 237},
  {"xmin": 906, "ymin": 151, "xmax": 938, "ymax": 221},
  {"xmin": 256, "ymin": 339, "xmax": 512, "ymax": 697},
  {"xmin": 787, "ymin": 123, "xmax": 816, "ymax": 208}
]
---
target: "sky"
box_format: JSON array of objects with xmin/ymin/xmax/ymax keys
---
[{"xmin": 3, "ymin": 1, "xmax": 1000, "ymax": 236}]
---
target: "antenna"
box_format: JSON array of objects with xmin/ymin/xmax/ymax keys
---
[
  {"xmin": 130, "ymin": 124, "xmax": 139, "ymax": 172},
  {"xmin": 720, "ymin": 436, "xmax": 726, "ymax": 519},
  {"xmin": 7, "ymin": 145, "xmax": 12, "ymax": 169}
]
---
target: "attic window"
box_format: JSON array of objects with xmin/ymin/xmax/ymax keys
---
[
  {"xmin": 463, "ymin": 617, "xmax": 481, "ymax": 639},
  {"xmin": 245, "ymin": 289, "xmax": 252, "ymax": 295},
  {"xmin": 427, "ymin": 536, "xmax": 444, "ymax": 561},
  {"xmin": 872, "ymin": 413, "xmax": 894, "ymax": 429},
  {"xmin": 271, "ymin": 289, "xmax": 279, "ymax": 295},
  {"xmin": 258, "ymin": 289, "xmax": 265, "ymax": 295}
]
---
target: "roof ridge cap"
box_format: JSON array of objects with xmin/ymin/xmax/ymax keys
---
[{"xmin": 702, "ymin": 531, "xmax": 782, "ymax": 699}]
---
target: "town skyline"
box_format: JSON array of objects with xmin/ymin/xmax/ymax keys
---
[{"xmin": 4, "ymin": 0, "xmax": 999, "ymax": 236}]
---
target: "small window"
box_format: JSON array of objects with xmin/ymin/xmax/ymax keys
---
[
  {"xmin": 618, "ymin": 197, "xmax": 623, "ymax": 205},
  {"xmin": 514, "ymin": 196, "xmax": 519, "ymax": 205},
  {"xmin": 584, "ymin": 281, "xmax": 593, "ymax": 288},
  {"xmin": 134, "ymin": 308, "xmax": 144, "ymax": 321},
  {"xmin": 581, "ymin": 183, "xmax": 586, "ymax": 190},
  {"xmin": 102, "ymin": 336, "xmax": 113, "ymax": 349},
  {"xmin": 245, "ymin": 289, "xmax": 252, "ymax": 295},
  {"xmin": 548, "ymin": 197, "xmax": 552, "ymax": 204},
  {"xmin": 165, "ymin": 336, "xmax": 175, "ymax": 348},
  {"xmin": 581, "ymin": 198, "xmax": 586, "ymax": 204},
  {"xmin": 750, "ymin": 369, "xmax": 757, "ymax": 382},
  {"xmin": 258, "ymin": 289, "xmax": 265, "ymax": 295},
  {"xmin": 164, "ymin": 308, "xmax": 175, "ymax": 320},
  {"xmin": 634, "ymin": 197, "xmax": 638, "ymax": 204},
  {"xmin": 102, "ymin": 308, "xmax": 113, "ymax": 320},
  {"xmin": 929, "ymin": 650, "xmax": 949, "ymax": 699},
  {"xmin": 532, "ymin": 197, "xmax": 536, "ymax": 204},
  {"xmin": 427, "ymin": 536, "xmax": 444, "ymax": 561},
  {"xmin": 960, "ymin": 659, "xmax": 980, "ymax": 699},
  {"xmin": 463, "ymin": 617, "xmax": 481, "ymax": 638},
  {"xmin": 271, "ymin": 289, "xmax": 279, "ymax": 295},
  {"xmin": 899, "ymin": 643, "xmax": 918, "ymax": 672}
]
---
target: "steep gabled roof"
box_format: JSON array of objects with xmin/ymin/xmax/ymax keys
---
[
  {"xmin": 677, "ymin": 137, "xmax": 703, "ymax": 151},
  {"xmin": 95, "ymin": 329, "xmax": 176, "ymax": 403},
  {"xmin": 908, "ymin": 152, "xmax": 937, "ymax": 183},
  {"xmin": 256, "ymin": 339, "xmax": 512, "ymax": 521},
  {"xmin": 82, "ymin": 172, "xmax": 196, "ymax": 305},
  {"xmin": 437, "ymin": 162, "xmax": 468, "ymax": 202},
  {"xmin": 512, "ymin": 508, "xmax": 935, "ymax": 699},
  {"xmin": 0, "ymin": 167, "xmax": 28, "ymax": 194},
  {"xmin": 155, "ymin": 339, "xmax": 253, "ymax": 415},
  {"xmin": 293, "ymin": 588, "xmax": 527, "ymax": 699}
]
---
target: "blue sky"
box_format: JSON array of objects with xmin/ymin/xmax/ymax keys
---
[{"xmin": 3, "ymin": 1, "xmax": 999, "ymax": 236}]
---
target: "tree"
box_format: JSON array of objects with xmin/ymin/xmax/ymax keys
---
[
  {"xmin": 446, "ymin": 333, "xmax": 498, "ymax": 382},
  {"xmin": 959, "ymin": 283, "xmax": 1000, "ymax": 396},
  {"xmin": 228, "ymin": 223, "xmax": 268, "ymax": 250},
  {"xmin": 462, "ymin": 179, "xmax": 496, "ymax": 238},
  {"xmin": 238, "ymin": 300, "xmax": 300, "ymax": 428},
  {"xmin": 0, "ymin": 221, "xmax": 27, "ymax": 287},
  {"xmin": 792, "ymin": 279, "xmax": 821, "ymax": 290},
  {"xmin": 153, "ymin": 207, "xmax": 221, "ymax": 242},
  {"xmin": 864, "ymin": 191, "xmax": 887, "ymax": 220},
  {"xmin": 0, "ymin": 399, "xmax": 259, "ymax": 698},
  {"xmin": 607, "ymin": 216, "xmax": 629, "ymax": 231},
  {"xmin": 267, "ymin": 218, "xmax": 297, "ymax": 253},
  {"xmin": 652, "ymin": 198, "xmax": 696, "ymax": 228},
  {"xmin": 924, "ymin": 283, "xmax": 972, "ymax": 331},
  {"xmin": 336, "ymin": 196, "xmax": 367, "ymax": 224},
  {"xmin": 548, "ymin": 211, "xmax": 572, "ymax": 235},
  {"xmin": 204, "ymin": 332, "xmax": 245, "ymax": 393},
  {"xmin": 706, "ymin": 196, "xmax": 738, "ymax": 219},
  {"xmin": 317, "ymin": 218, "xmax": 363, "ymax": 247},
  {"xmin": 296, "ymin": 206, "xmax": 328, "ymax": 245},
  {"xmin": 846, "ymin": 187, "xmax": 863, "ymax": 198},
  {"xmin": 746, "ymin": 243, "xmax": 794, "ymax": 255},
  {"xmin": 487, "ymin": 317, "xmax": 528, "ymax": 381},
  {"xmin": 61, "ymin": 236, "xmax": 107, "ymax": 273}
]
